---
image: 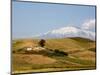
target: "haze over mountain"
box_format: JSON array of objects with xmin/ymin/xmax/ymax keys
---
[{"xmin": 34, "ymin": 26, "xmax": 95, "ymax": 40}]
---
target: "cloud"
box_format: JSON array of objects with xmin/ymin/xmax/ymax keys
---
[{"xmin": 81, "ymin": 19, "xmax": 95, "ymax": 31}]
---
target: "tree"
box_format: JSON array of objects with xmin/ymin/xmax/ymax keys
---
[{"xmin": 38, "ymin": 39, "xmax": 46, "ymax": 47}]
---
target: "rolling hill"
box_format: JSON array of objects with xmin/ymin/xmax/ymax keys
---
[{"xmin": 12, "ymin": 37, "xmax": 96, "ymax": 74}]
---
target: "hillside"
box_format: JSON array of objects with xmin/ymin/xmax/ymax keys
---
[{"xmin": 12, "ymin": 37, "xmax": 96, "ymax": 74}]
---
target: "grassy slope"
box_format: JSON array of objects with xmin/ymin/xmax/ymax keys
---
[{"xmin": 12, "ymin": 37, "xmax": 96, "ymax": 74}]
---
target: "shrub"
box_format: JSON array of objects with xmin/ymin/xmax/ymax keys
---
[
  {"xmin": 12, "ymin": 50, "xmax": 16, "ymax": 53},
  {"xmin": 54, "ymin": 49, "xmax": 68, "ymax": 56}
]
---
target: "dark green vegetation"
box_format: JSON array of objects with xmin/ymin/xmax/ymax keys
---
[{"xmin": 12, "ymin": 37, "xmax": 96, "ymax": 74}]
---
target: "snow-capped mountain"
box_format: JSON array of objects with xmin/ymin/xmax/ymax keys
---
[{"xmin": 34, "ymin": 26, "xmax": 95, "ymax": 40}]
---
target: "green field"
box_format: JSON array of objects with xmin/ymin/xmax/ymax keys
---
[{"xmin": 12, "ymin": 37, "xmax": 96, "ymax": 74}]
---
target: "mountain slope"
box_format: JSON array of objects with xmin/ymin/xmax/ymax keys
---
[{"xmin": 35, "ymin": 26, "xmax": 95, "ymax": 40}]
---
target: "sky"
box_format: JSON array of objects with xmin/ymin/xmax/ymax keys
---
[{"xmin": 12, "ymin": 1, "xmax": 96, "ymax": 39}]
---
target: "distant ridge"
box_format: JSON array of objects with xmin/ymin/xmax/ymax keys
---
[{"xmin": 34, "ymin": 26, "xmax": 95, "ymax": 40}]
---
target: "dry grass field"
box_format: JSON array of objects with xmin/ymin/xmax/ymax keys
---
[{"xmin": 12, "ymin": 37, "xmax": 96, "ymax": 74}]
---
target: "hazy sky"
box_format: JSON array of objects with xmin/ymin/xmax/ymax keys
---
[{"xmin": 12, "ymin": 1, "xmax": 96, "ymax": 38}]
